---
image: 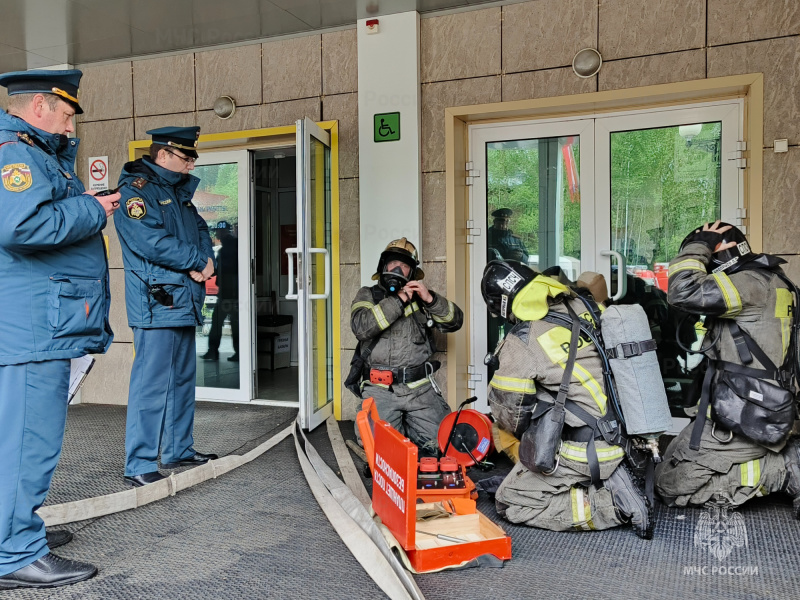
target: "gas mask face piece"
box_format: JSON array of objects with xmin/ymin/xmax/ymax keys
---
[{"xmin": 380, "ymin": 265, "xmax": 409, "ymax": 295}]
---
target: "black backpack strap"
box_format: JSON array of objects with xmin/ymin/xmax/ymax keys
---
[{"xmin": 689, "ymin": 361, "xmax": 716, "ymax": 451}]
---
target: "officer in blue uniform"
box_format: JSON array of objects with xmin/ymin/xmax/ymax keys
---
[
  {"xmin": 487, "ymin": 208, "xmax": 529, "ymax": 263},
  {"xmin": 0, "ymin": 70, "xmax": 120, "ymax": 589},
  {"xmin": 115, "ymin": 126, "xmax": 218, "ymax": 487}
]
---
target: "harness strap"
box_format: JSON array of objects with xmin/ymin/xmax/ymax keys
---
[{"xmin": 689, "ymin": 362, "xmax": 715, "ymax": 451}]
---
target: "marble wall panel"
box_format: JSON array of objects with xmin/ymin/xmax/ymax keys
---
[
  {"xmin": 77, "ymin": 62, "xmax": 133, "ymax": 123},
  {"xmin": 0, "ymin": 86, "xmax": 8, "ymax": 111},
  {"xmin": 75, "ymin": 118, "xmax": 134, "ymax": 191},
  {"xmin": 340, "ymin": 264, "xmax": 361, "ymax": 350},
  {"xmin": 195, "ymin": 45, "xmax": 262, "ymax": 110},
  {"xmin": 261, "ymin": 98, "xmax": 321, "ymax": 129},
  {"xmin": 598, "ymin": 49, "xmax": 706, "ymax": 91},
  {"xmin": 762, "ymin": 146, "xmax": 800, "ymax": 254},
  {"xmin": 133, "ymin": 54, "xmax": 196, "ymax": 117},
  {"xmin": 422, "ymin": 77, "xmax": 501, "ymax": 173},
  {"xmin": 423, "ymin": 261, "xmax": 448, "ymax": 301},
  {"xmin": 323, "ymin": 29, "xmax": 358, "ymax": 95},
  {"xmin": 82, "ymin": 342, "xmax": 133, "ymax": 405},
  {"xmin": 104, "ymin": 214, "xmax": 125, "ymax": 270},
  {"xmin": 599, "ymin": 0, "xmax": 705, "ymax": 60},
  {"xmin": 422, "ymin": 172, "xmax": 447, "ymax": 262},
  {"xmin": 708, "ymin": 0, "xmax": 800, "ymax": 46},
  {"xmin": 339, "ymin": 177, "xmax": 360, "ymax": 265},
  {"xmin": 708, "ymin": 37, "xmax": 800, "ymax": 146},
  {"xmin": 196, "ymin": 105, "xmax": 261, "ymax": 135},
  {"xmin": 109, "ymin": 268, "xmax": 132, "ymax": 344},
  {"xmin": 322, "ymin": 93, "xmax": 359, "ymax": 179},
  {"xmin": 133, "ymin": 112, "xmax": 197, "ymax": 140},
  {"xmin": 502, "ymin": 0, "xmax": 597, "ymax": 73},
  {"xmin": 340, "ymin": 348, "xmax": 358, "ymax": 420},
  {"xmin": 263, "ymin": 35, "xmax": 322, "ymax": 103},
  {"xmin": 502, "ymin": 67, "xmax": 596, "ymax": 102},
  {"xmin": 421, "ymin": 8, "xmax": 501, "ymax": 83},
  {"xmin": 778, "ymin": 254, "xmax": 800, "ymax": 284}
]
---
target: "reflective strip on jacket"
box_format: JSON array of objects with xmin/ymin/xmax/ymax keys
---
[
  {"xmin": 114, "ymin": 158, "xmax": 214, "ymax": 328},
  {"xmin": 0, "ymin": 110, "xmax": 112, "ymax": 365}
]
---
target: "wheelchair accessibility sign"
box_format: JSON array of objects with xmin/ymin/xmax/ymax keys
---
[{"xmin": 374, "ymin": 112, "xmax": 400, "ymax": 142}]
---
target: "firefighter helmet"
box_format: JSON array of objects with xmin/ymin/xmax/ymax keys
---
[
  {"xmin": 481, "ymin": 260, "xmax": 537, "ymax": 320},
  {"xmin": 372, "ymin": 237, "xmax": 425, "ymax": 281}
]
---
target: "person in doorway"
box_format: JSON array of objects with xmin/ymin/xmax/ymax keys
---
[
  {"xmin": 487, "ymin": 208, "xmax": 529, "ymax": 263},
  {"xmin": 202, "ymin": 220, "xmax": 239, "ymax": 362},
  {"xmin": 349, "ymin": 238, "xmax": 463, "ymax": 455},
  {"xmin": 481, "ymin": 260, "xmax": 653, "ymax": 538},
  {"xmin": 655, "ymin": 221, "xmax": 800, "ymax": 515},
  {"xmin": 114, "ymin": 126, "xmax": 218, "ymax": 488},
  {"xmin": 0, "ymin": 69, "xmax": 120, "ymax": 589}
]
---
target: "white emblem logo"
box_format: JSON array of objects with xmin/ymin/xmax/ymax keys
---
[
  {"xmin": 694, "ymin": 503, "xmax": 748, "ymax": 561},
  {"xmin": 737, "ymin": 241, "xmax": 751, "ymax": 255},
  {"xmin": 498, "ymin": 271, "xmax": 523, "ymax": 292}
]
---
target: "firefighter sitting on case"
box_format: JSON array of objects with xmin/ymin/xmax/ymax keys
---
[
  {"xmin": 655, "ymin": 221, "xmax": 800, "ymax": 515},
  {"xmin": 481, "ymin": 260, "xmax": 653, "ymax": 538},
  {"xmin": 348, "ymin": 238, "xmax": 463, "ymax": 455}
]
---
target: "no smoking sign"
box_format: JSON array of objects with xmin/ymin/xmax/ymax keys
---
[{"xmin": 88, "ymin": 156, "xmax": 108, "ymax": 191}]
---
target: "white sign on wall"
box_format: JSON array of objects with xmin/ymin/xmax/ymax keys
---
[{"xmin": 87, "ymin": 156, "xmax": 108, "ymax": 192}]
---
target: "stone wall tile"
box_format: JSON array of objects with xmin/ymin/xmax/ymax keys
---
[
  {"xmin": 323, "ymin": 29, "xmax": 358, "ymax": 95},
  {"xmin": 195, "ymin": 45, "xmax": 262, "ymax": 110},
  {"xmin": 322, "ymin": 93, "xmax": 359, "ymax": 179},
  {"xmin": 422, "ymin": 172, "xmax": 447, "ymax": 262},
  {"xmin": 503, "ymin": 0, "xmax": 597, "ymax": 73},
  {"xmin": 262, "ymin": 98, "xmax": 321, "ymax": 129},
  {"xmin": 340, "ymin": 264, "xmax": 361, "ymax": 350},
  {"xmin": 422, "ymin": 77, "xmax": 501, "ymax": 173},
  {"xmin": 340, "ymin": 348, "xmax": 358, "ymax": 420},
  {"xmin": 708, "ymin": 0, "xmax": 800, "ymax": 46},
  {"xmin": 78, "ymin": 62, "xmax": 133, "ymax": 123},
  {"xmin": 339, "ymin": 178, "xmax": 360, "ymax": 264},
  {"xmin": 134, "ymin": 112, "xmax": 197, "ymax": 140},
  {"xmin": 599, "ymin": 0, "xmax": 705, "ymax": 60},
  {"xmin": 421, "ymin": 8, "xmax": 501, "ymax": 83},
  {"xmin": 76, "ymin": 118, "xmax": 134, "ymax": 192},
  {"xmin": 82, "ymin": 342, "xmax": 133, "ymax": 405},
  {"xmin": 133, "ymin": 54, "xmax": 195, "ymax": 117},
  {"xmin": 763, "ymin": 146, "xmax": 800, "ymax": 254},
  {"xmin": 503, "ymin": 67, "xmax": 595, "ymax": 102},
  {"xmin": 109, "ymin": 268, "xmax": 132, "ymax": 344},
  {"xmin": 263, "ymin": 35, "xmax": 322, "ymax": 103},
  {"xmin": 197, "ymin": 105, "xmax": 261, "ymax": 135},
  {"xmin": 599, "ymin": 50, "xmax": 706, "ymax": 91}
]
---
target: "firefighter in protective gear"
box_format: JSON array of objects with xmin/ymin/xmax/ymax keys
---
[
  {"xmin": 656, "ymin": 221, "xmax": 800, "ymax": 513},
  {"xmin": 350, "ymin": 238, "xmax": 463, "ymax": 454},
  {"xmin": 483, "ymin": 261, "xmax": 653, "ymax": 538}
]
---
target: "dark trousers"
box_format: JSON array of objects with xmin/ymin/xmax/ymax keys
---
[{"xmin": 207, "ymin": 299, "xmax": 239, "ymax": 354}]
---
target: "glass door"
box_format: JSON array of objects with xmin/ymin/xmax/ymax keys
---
[
  {"xmin": 192, "ymin": 150, "xmax": 254, "ymax": 403},
  {"xmin": 292, "ymin": 118, "xmax": 334, "ymax": 430},
  {"xmin": 468, "ymin": 119, "xmax": 595, "ymax": 412}
]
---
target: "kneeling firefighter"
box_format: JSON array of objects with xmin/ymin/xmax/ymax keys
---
[
  {"xmin": 482, "ymin": 261, "xmax": 673, "ymax": 539},
  {"xmin": 656, "ymin": 221, "xmax": 800, "ymax": 515},
  {"xmin": 347, "ymin": 238, "xmax": 463, "ymax": 455}
]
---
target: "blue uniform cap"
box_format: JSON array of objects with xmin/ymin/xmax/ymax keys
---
[
  {"xmin": 0, "ymin": 69, "xmax": 84, "ymax": 114},
  {"xmin": 215, "ymin": 220, "xmax": 231, "ymax": 231},
  {"xmin": 146, "ymin": 126, "xmax": 201, "ymax": 158}
]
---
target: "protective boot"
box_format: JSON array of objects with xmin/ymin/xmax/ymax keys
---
[
  {"xmin": 782, "ymin": 436, "xmax": 800, "ymax": 520},
  {"xmin": 604, "ymin": 462, "xmax": 654, "ymax": 539}
]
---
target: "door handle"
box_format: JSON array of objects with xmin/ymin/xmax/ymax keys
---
[
  {"xmin": 309, "ymin": 248, "xmax": 330, "ymax": 300},
  {"xmin": 600, "ymin": 250, "xmax": 627, "ymax": 302},
  {"xmin": 286, "ymin": 248, "xmax": 299, "ymax": 300}
]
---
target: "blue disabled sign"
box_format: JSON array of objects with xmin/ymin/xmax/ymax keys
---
[{"xmin": 374, "ymin": 112, "xmax": 400, "ymax": 142}]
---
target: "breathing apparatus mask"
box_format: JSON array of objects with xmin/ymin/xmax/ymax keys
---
[
  {"xmin": 372, "ymin": 237, "xmax": 424, "ymax": 295},
  {"xmin": 381, "ymin": 264, "xmax": 410, "ymax": 295}
]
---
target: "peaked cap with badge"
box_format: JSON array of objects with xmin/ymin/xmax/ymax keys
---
[
  {"xmin": 0, "ymin": 69, "xmax": 84, "ymax": 114},
  {"xmin": 147, "ymin": 126, "xmax": 201, "ymax": 159}
]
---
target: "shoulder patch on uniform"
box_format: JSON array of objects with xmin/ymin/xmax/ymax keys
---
[
  {"xmin": 159, "ymin": 198, "xmax": 172, "ymax": 205},
  {"xmin": 126, "ymin": 197, "xmax": 146, "ymax": 219},
  {"xmin": 2, "ymin": 163, "xmax": 33, "ymax": 192},
  {"xmin": 16, "ymin": 133, "xmax": 34, "ymax": 146},
  {"xmin": 131, "ymin": 177, "xmax": 148, "ymax": 190}
]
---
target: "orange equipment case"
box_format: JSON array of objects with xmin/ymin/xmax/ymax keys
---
[{"xmin": 371, "ymin": 419, "xmax": 512, "ymax": 572}]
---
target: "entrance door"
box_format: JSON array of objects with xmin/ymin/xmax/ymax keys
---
[
  {"xmin": 292, "ymin": 118, "xmax": 334, "ymax": 430},
  {"xmin": 468, "ymin": 101, "xmax": 743, "ymax": 414},
  {"xmin": 192, "ymin": 150, "xmax": 254, "ymax": 403}
]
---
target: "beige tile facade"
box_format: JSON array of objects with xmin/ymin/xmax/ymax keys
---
[
  {"xmin": 195, "ymin": 45, "xmax": 262, "ymax": 110},
  {"xmin": 708, "ymin": 0, "xmax": 800, "ymax": 46}
]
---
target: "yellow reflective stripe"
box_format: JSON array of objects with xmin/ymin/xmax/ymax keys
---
[
  {"xmin": 560, "ymin": 443, "xmax": 625, "ymax": 463},
  {"xmin": 570, "ymin": 487, "xmax": 595, "ymax": 530},
  {"xmin": 351, "ymin": 301, "xmax": 374, "ymax": 313},
  {"xmin": 740, "ymin": 459, "xmax": 761, "ymax": 487},
  {"xmin": 713, "ymin": 272, "xmax": 742, "ymax": 317},
  {"xmin": 403, "ymin": 301, "xmax": 420, "ymax": 317},
  {"xmin": 406, "ymin": 377, "xmax": 431, "ymax": 390},
  {"xmin": 669, "ymin": 259, "xmax": 706, "ymax": 277},
  {"xmin": 490, "ymin": 375, "xmax": 536, "ymax": 394},
  {"xmin": 372, "ymin": 305, "xmax": 390, "ymax": 330},
  {"xmin": 571, "ymin": 363, "xmax": 607, "ymax": 414},
  {"xmin": 432, "ymin": 301, "xmax": 456, "ymax": 324},
  {"xmin": 369, "ymin": 382, "xmax": 390, "ymax": 390},
  {"xmin": 775, "ymin": 288, "xmax": 792, "ymax": 361},
  {"xmin": 756, "ymin": 485, "xmax": 768, "ymax": 497}
]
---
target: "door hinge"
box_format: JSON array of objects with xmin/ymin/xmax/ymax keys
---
[
  {"xmin": 465, "ymin": 161, "xmax": 481, "ymax": 186},
  {"xmin": 735, "ymin": 208, "xmax": 747, "ymax": 234},
  {"xmin": 728, "ymin": 141, "xmax": 747, "ymax": 169},
  {"xmin": 466, "ymin": 220, "xmax": 481, "ymax": 244},
  {"xmin": 467, "ymin": 364, "xmax": 482, "ymax": 390}
]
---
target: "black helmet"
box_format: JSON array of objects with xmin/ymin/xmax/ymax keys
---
[
  {"xmin": 481, "ymin": 260, "xmax": 537, "ymax": 320},
  {"xmin": 680, "ymin": 222, "xmax": 755, "ymax": 274}
]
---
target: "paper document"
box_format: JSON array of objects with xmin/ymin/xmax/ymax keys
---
[{"xmin": 68, "ymin": 355, "xmax": 96, "ymax": 404}]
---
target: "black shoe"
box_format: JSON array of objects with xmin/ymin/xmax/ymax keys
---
[
  {"xmin": 605, "ymin": 462, "xmax": 654, "ymax": 540},
  {"xmin": 161, "ymin": 451, "xmax": 218, "ymax": 469},
  {"xmin": 124, "ymin": 471, "xmax": 167, "ymax": 487},
  {"xmin": 227, "ymin": 353, "xmax": 239, "ymax": 362},
  {"xmin": 783, "ymin": 437, "xmax": 800, "ymax": 519},
  {"xmin": 0, "ymin": 553, "xmax": 97, "ymax": 589},
  {"xmin": 45, "ymin": 530, "xmax": 73, "ymax": 550},
  {"xmin": 201, "ymin": 351, "xmax": 219, "ymax": 361}
]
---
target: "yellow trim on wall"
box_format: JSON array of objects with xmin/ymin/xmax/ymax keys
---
[{"xmin": 445, "ymin": 74, "xmax": 765, "ymax": 409}]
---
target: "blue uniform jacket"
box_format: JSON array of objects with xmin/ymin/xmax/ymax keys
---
[
  {"xmin": 0, "ymin": 110, "xmax": 112, "ymax": 365},
  {"xmin": 115, "ymin": 157, "xmax": 214, "ymax": 328}
]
